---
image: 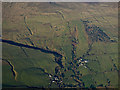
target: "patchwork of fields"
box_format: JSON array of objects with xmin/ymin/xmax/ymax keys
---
[{"xmin": 2, "ymin": 2, "xmax": 118, "ymax": 88}]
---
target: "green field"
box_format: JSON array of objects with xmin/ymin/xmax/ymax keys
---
[{"xmin": 2, "ymin": 2, "xmax": 118, "ymax": 88}]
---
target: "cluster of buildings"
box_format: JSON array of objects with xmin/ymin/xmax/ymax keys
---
[
  {"xmin": 77, "ymin": 57, "xmax": 88, "ymax": 68},
  {"xmin": 48, "ymin": 74, "xmax": 62, "ymax": 83}
]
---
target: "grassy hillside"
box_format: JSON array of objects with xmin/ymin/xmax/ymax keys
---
[{"xmin": 2, "ymin": 2, "xmax": 118, "ymax": 88}]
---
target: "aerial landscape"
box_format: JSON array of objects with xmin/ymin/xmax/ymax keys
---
[{"xmin": 2, "ymin": 2, "xmax": 118, "ymax": 88}]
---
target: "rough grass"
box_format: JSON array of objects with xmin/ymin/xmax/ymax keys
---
[{"xmin": 2, "ymin": 2, "xmax": 118, "ymax": 88}]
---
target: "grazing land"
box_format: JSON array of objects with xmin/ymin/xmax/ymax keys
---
[{"xmin": 2, "ymin": 2, "xmax": 118, "ymax": 88}]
